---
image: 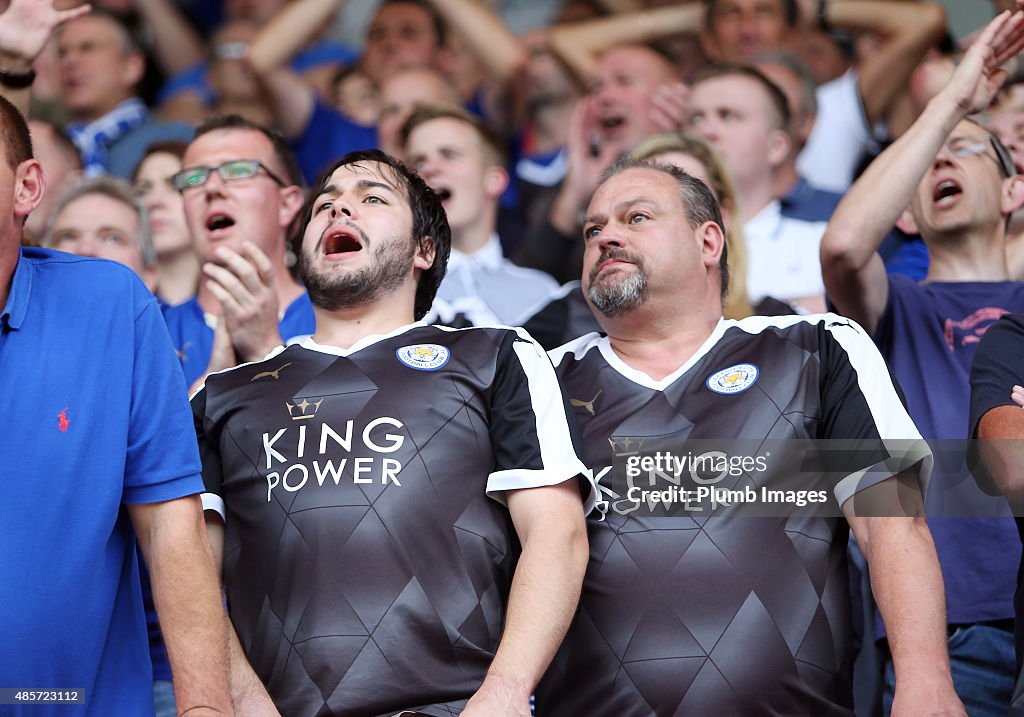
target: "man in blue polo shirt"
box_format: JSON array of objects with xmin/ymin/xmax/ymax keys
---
[{"xmin": 0, "ymin": 96, "xmax": 232, "ymax": 715}]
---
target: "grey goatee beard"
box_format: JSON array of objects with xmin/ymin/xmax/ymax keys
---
[{"xmin": 587, "ymin": 249, "xmax": 648, "ymax": 318}]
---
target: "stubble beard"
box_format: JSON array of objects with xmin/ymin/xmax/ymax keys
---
[{"xmin": 300, "ymin": 231, "xmax": 416, "ymax": 312}]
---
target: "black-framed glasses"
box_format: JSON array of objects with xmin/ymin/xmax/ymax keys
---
[
  {"xmin": 943, "ymin": 136, "xmax": 1017, "ymax": 178},
  {"xmin": 172, "ymin": 159, "xmax": 287, "ymax": 192}
]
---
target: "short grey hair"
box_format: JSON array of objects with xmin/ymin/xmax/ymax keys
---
[{"xmin": 43, "ymin": 175, "xmax": 155, "ymax": 267}]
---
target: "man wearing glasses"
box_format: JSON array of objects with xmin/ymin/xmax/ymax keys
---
[
  {"xmin": 162, "ymin": 115, "xmax": 313, "ymax": 390},
  {"xmin": 821, "ymin": 10, "xmax": 1024, "ymax": 712}
]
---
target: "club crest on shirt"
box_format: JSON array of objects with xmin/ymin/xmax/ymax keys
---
[
  {"xmin": 706, "ymin": 363, "xmax": 759, "ymax": 394},
  {"xmin": 396, "ymin": 344, "xmax": 451, "ymax": 371}
]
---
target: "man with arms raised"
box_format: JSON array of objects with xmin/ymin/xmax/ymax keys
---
[
  {"xmin": 821, "ymin": 7, "xmax": 1024, "ymax": 712},
  {"xmin": 193, "ymin": 149, "xmax": 591, "ymax": 715}
]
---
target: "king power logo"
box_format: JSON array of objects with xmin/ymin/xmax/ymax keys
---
[{"xmin": 260, "ymin": 397, "xmax": 407, "ymax": 501}]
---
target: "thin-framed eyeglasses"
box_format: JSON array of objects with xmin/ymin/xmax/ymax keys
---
[
  {"xmin": 172, "ymin": 159, "xmax": 287, "ymax": 192},
  {"xmin": 943, "ymin": 136, "xmax": 1017, "ymax": 178}
]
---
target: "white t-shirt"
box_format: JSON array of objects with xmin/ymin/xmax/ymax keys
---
[
  {"xmin": 743, "ymin": 199, "xmax": 827, "ymax": 305},
  {"xmin": 798, "ymin": 70, "xmax": 883, "ymax": 193}
]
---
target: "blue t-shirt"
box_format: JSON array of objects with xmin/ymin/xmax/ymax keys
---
[
  {"xmin": 879, "ymin": 228, "xmax": 929, "ymax": 281},
  {"xmin": 875, "ymin": 275, "xmax": 1024, "ymax": 625},
  {"xmin": 0, "ymin": 248, "xmax": 203, "ymax": 716},
  {"xmin": 162, "ymin": 292, "xmax": 316, "ymax": 388},
  {"xmin": 157, "ymin": 41, "xmax": 359, "ymax": 106},
  {"xmin": 291, "ymin": 98, "xmax": 378, "ymax": 184}
]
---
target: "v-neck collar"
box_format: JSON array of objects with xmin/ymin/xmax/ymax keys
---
[{"xmin": 596, "ymin": 318, "xmax": 731, "ymax": 391}]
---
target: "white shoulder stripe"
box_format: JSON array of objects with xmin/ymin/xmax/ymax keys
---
[
  {"xmin": 488, "ymin": 336, "xmax": 595, "ymax": 513},
  {"xmin": 823, "ymin": 317, "xmax": 932, "ymax": 504},
  {"xmin": 820, "ymin": 317, "xmax": 920, "ymax": 438},
  {"xmin": 728, "ymin": 312, "xmax": 834, "ymax": 335}
]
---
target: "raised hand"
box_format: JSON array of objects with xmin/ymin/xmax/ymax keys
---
[
  {"xmin": 565, "ymin": 95, "xmax": 621, "ymax": 200},
  {"xmin": 202, "ymin": 241, "xmax": 283, "ymax": 364},
  {"xmin": 649, "ymin": 81, "xmax": 690, "ymax": 134},
  {"xmin": 941, "ymin": 7, "xmax": 1024, "ymax": 116},
  {"xmin": 0, "ymin": 0, "xmax": 91, "ymax": 67}
]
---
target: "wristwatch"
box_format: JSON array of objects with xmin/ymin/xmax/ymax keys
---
[{"xmin": 0, "ymin": 66, "xmax": 35, "ymax": 89}]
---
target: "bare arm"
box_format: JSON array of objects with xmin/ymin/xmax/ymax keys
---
[
  {"xmin": 129, "ymin": 496, "xmax": 234, "ymax": 716},
  {"xmin": 461, "ymin": 480, "xmax": 588, "ymax": 716},
  {"xmin": 135, "ymin": 0, "xmax": 205, "ymax": 76},
  {"xmin": 426, "ymin": 0, "xmax": 529, "ymax": 132},
  {"xmin": 976, "ymin": 403, "xmax": 1024, "ymax": 500},
  {"xmin": 547, "ymin": 96, "xmax": 620, "ymax": 237},
  {"xmin": 427, "ymin": 0, "xmax": 527, "ymax": 86},
  {"xmin": 187, "ymin": 312, "xmax": 237, "ymax": 396},
  {"xmin": 547, "ymin": 4, "xmax": 703, "ymax": 85},
  {"xmin": 825, "ymin": 1, "xmax": 948, "ymax": 127},
  {"xmin": 247, "ymin": 0, "xmax": 340, "ymax": 139},
  {"xmin": 593, "ymin": 0, "xmax": 645, "ymax": 11},
  {"xmin": 251, "ymin": 64, "xmax": 317, "ymax": 141},
  {"xmin": 205, "ymin": 515, "xmax": 282, "ymax": 715},
  {"xmin": 247, "ymin": 0, "xmax": 341, "ymax": 75},
  {"xmin": 847, "ymin": 509, "xmax": 964, "ymax": 716},
  {"xmin": 0, "ymin": 0, "xmax": 89, "ymax": 115},
  {"xmin": 821, "ymin": 8, "xmax": 1024, "ymax": 334}
]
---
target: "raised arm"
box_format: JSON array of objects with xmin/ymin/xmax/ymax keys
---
[
  {"xmin": 135, "ymin": 0, "xmax": 205, "ymax": 77},
  {"xmin": 426, "ymin": 0, "xmax": 527, "ymax": 86},
  {"xmin": 421, "ymin": 0, "xmax": 531, "ymax": 132},
  {"xmin": 461, "ymin": 481, "xmax": 588, "ymax": 716},
  {"xmin": 129, "ymin": 496, "xmax": 234, "ymax": 716},
  {"xmin": 247, "ymin": 0, "xmax": 342, "ymax": 139},
  {"xmin": 976, "ymin": 404, "xmax": 1024, "ymax": 499},
  {"xmin": 191, "ymin": 241, "xmax": 291, "ymax": 394},
  {"xmin": 0, "ymin": 0, "xmax": 89, "ymax": 115},
  {"xmin": 969, "ymin": 314, "xmax": 1024, "ymax": 499},
  {"xmin": 821, "ymin": 7, "xmax": 1024, "ymax": 334},
  {"xmin": 822, "ymin": 1, "xmax": 948, "ymax": 128},
  {"xmin": 514, "ymin": 95, "xmax": 618, "ymax": 280},
  {"xmin": 547, "ymin": 4, "xmax": 703, "ymax": 84},
  {"xmin": 247, "ymin": 0, "xmax": 342, "ymax": 76}
]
